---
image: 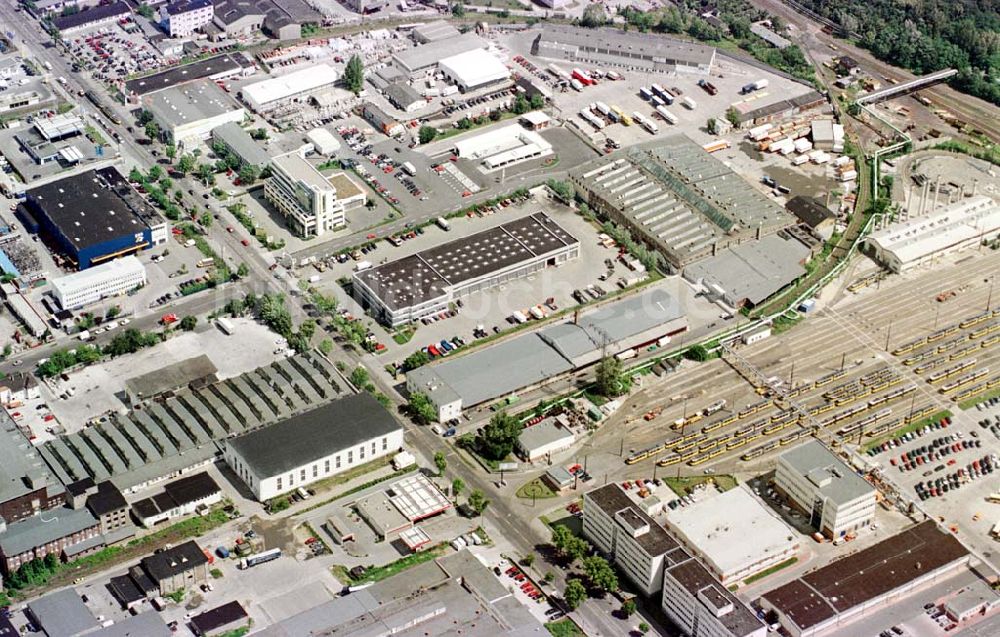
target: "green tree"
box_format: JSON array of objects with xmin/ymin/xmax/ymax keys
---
[
  {"xmin": 478, "ymin": 411, "xmax": 520, "ymax": 461},
  {"xmin": 511, "ymin": 94, "xmax": 530, "ymax": 115},
  {"xmin": 165, "ymin": 144, "xmax": 177, "ymax": 162},
  {"xmin": 251, "ymin": 127, "xmax": 268, "ymax": 140},
  {"xmin": 451, "ymin": 2, "xmax": 465, "ymax": 17},
  {"xmin": 638, "ymin": 622, "xmax": 650, "ymax": 634},
  {"xmin": 529, "ymin": 93, "xmax": 544, "ymax": 109},
  {"xmin": 196, "ymin": 163, "xmax": 215, "ymax": 185},
  {"xmin": 551, "ymin": 524, "xmax": 573, "ymax": 555},
  {"xmin": 582, "ymin": 555, "xmax": 618, "ymax": 593},
  {"xmin": 546, "ymin": 179, "xmax": 574, "ymax": 202},
  {"xmin": 238, "ymin": 164, "xmax": 259, "ymax": 185},
  {"xmin": 706, "ymin": 117, "xmax": 719, "ymax": 135},
  {"xmin": 418, "ymin": 125, "xmax": 438, "ymax": 145},
  {"xmin": 685, "ymin": 344, "xmax": 711, "ymax": 362},
  {"xmin": 521, "ymin": 553, "xmax": 535, "ymax": 567},
  {"xmin": 344, "ymin": 54, "xmax": 365, "ymax": 95},
  {"xmin": 725, "ymin": 107, "xmax": 741, "ymax": 127},
  {"xmin": 319, "ymin": 338, "xmax": 333, "ymax": 355},
  {"xmin": 179, "ymin": 315, "xmax": 198, "ymax": 331},
  {"xmin": 299, "ymin": 319, "xmax": 317, "ymax": 340},
  {"xmin": 147, "ymin": 165, "xmax": 163, "ymax": 182},
  {"xmin": 138, "ymin": 3, "xmax": 154, "ymax": 18},
  {"xmin": 402, "ymin": 350, "xmax": 431, "ymax": 371},
  {"xmin": 177, "ymin": 154, "xmax": 196, "ymax": 174},
  {"xmin": 199, "ymin": 211, "xmax": 213, "ymax": 228},
  {"xmin": 236, "ymin": 262, "xmax": 250, "ymax": 278},
  {"xmin": 564, "ymin": 535, "xmax": 590, "ymax": 563},
  {"xmin": 407, "ymin": 392, "xmax": 437, "ymax": 425},
  {"xmin": 144, "ymin": 120, "xmax": 160, "ymax": 140},
  {"xmin": 564, "ymin": 579, "xmax": 587, "ymax": 610},
  {"xmin": 349, "ymin": 365, "xmax": 370, "ymax": 388},
  {"xmin": 138, "ymin": 110, "xmax": 154, "ymax": 125},
  {"xmin": 451, "ymin": 478, "xmax": 464, "ymax": 500},
  {"xmin": 580, "ymin": 3, "xmax": 606, "ymax": 28},
  {"xmin": 621, "ymin": 598, "xmax": 637, "ymax": 617},
  {"xmin": 467, "ymin": 489, "xmax": 489, "ymax": 517},
  {"xmin": 434, "ymin": 451, "xmax": 447, "ymax": 476},
  {"xmin": 595, "ymin": 355, "xmax": 625, "ymax": 397}
]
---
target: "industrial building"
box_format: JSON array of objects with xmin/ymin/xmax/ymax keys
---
[
  {"xmin": 411, "ymin": 21, "xmax": 460, "ymax": 44},
  {"xmin": 23, "ymin": 167, "xmax": 166, "ymax": 269},
  {"xmin": 26, "ymin": 590, "xmax": 101, "ymax": 637},
  {"xmin": 140, "ymin": 540, "xmax": 210, "ymax": 595},
  {"xmin": 305, "ymin": 128, "xmax": 341, "ymax": 156},
  {"xmin": 130, "ymin": 471, "xmax": 222, "ymax": 527},
  {"xmin": 52, "ymin": 1, "xmax": 130, "ymax": 35},
  {"xmin": 190, "ymin": 601, "xmax": 250, "ymax": 637},
  {"xmin": 786, "ymin": 196, "xmax": 838, "ymax": 240},
  {"xmin": 582, "ymin": 484, "xmax": 765, "ymax": 637},
  {"xmin": 240, "ymin": 64, "xmax": 340, "ymax": 113},
  {"xmin": 730, "ymin": 91, "xmax": 826, "ymax": 127},
  {"xmin": 50, "ymin": 255, "xmax": 147, "ymax": 310},
  {"xmin": 663, "ymin": 486, "xmax": 798, "ymax": 584},
  {"xmin": 224, "ymin": 393, "xmax": 404, "ymax": 501},
  {"xmin": 760, "ymin": 521, "xmax": 970, "ymax": 637},
  {"xmin": 682, "ymin": 232, "xmax": 810, "ymax": 309},
  {"xmin": 161, "ymin": 0, "xmax": 215, "ymax": 37},
  {"xmin": 570, "ymin": 137, "xmax": 794, "ymax": 270},
  {"xmin": 517, "ymin": 414, "xmax": 575, "ymax": 461},
  {"xmin": 15, "ymin": 113, "xmax": 87, "ymax": 166},
  {"xmin": 211, "ymin": 121, "xmax": 270, "ymax": 169},
  {"xmin": 453, "ymin": 124, "xmax": 553, "ymax": 171},
  {"xmin": 124, "ymin": 354, "xmax": 219, "ymax": 405},
  {"xmin": 384, "ymin": 82, "xmax": 425, "ymax": 113},
  {"xmin": 774, "ymin": 440, "xmax": 877, "ymax": 539},
  {"xmin": 533, "ymin": 25, "xmax": 716, "ymax": 75},
  {"xmin": 438, "ymin": 49, "xmax": 510, "ymax": 92},
  {"xmin": 392, "ymin": 33, "xmax": 487, "ymax": 77},
  {"xmin": 265, "ymin": 151, "xmax": 365, "ymax": 237},
  {"xmin": 39, "ymin": 352, "xmax": 345, "ymax": 494},
  {"xmin": 362, "ymin": 103, "xmax": 404, "ymax": 137},
  {"xmin": 355, "ymin": 473, "xmax": 451, "ymax": 539},
  {"xmin": 354, "ymin": 212, "xmax": 579, "ymax": 328},
  {"xmin": 142, "ymin": 79, "xmax": 245, "ymax": 147},
  {"xmin": 406, "ymin": 288, "xmax": 687, "ymax": 420},
  {"xmin": 865, "ymin": 195, "xmax": 1000, "ymax": 273},
  {"xmin": 124, "ymin": 53, "xmax": 255, "ymax": 98}
]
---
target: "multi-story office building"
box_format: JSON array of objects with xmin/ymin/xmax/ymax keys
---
[
  {"xmin": 264, "ymin": 151, "xmax": 365, "ymax": 237},
  {"xmin": 161, "ymin": 0, "xmax": 215, "ymax": 37},
  {"xmin": 50, "ymin": 255, "xmax": 147, "ymax": 310},
  {"xmin": 774, "ymin": 440, "xmax": 877, "ymax": 538}
]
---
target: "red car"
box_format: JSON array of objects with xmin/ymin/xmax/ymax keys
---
[
  {"xmin": 241, "ymin": 239, "xmax": 250, "ymax": 246},
  {"xmin": 161, "ymin": 313, "xmax": 178, "ymax": 325}
]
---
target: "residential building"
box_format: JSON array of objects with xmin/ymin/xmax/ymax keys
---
[
  {"xmin": 865, "ymin": 196, "xmax": 1000, "ymax": 273},
  {"xmin": 224, "ymin": 393, "xmax": 404, "ymax": 501},
  {"xmin": 139, "ymin": 540, "xmax": 210, "ymax": 595},
  {"xmin": 0, "ymin": 372, "xmax": 40, "ymax": 404},
  {"xmin": 161, "ymin": 0, "xmax": 215, "ymax": 37},
  {"xmin": 131, "ymin": 472, "xmax": 223, "ymax": 527},
  {"xmin": 142, "ymin": 79, "xmax": 245, "ymax": 147},
  {"xmin": 50, "ymin": 255, "xmax": 147, "ymax": 310},
  {"xmin": 265, "ymin": 151, "xmax": 364, "ymax": 237},
  {"xmin": 774, "ymin": 440, "xmax": 877, "ymax": 538}
]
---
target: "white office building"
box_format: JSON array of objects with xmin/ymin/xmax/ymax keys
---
[
  {"xmin": 866, "ymin": 195, "xmax": 1000, "ymax": 273},
  {"xmin": 582, "ymin": 484, "xmax": 679, "ymax": 596},
  {"xmin": 662, "ymin": 559, "xmax": 767, "ymax": 637},
  {"xmin": 161, "ymin": 0, "xmax": 214, "ymax": 38},
  {"xmin": 664, "ymin": 485, "xmax": 798, "ymax": 584},
  {"xmin": 51, "ymin": 255, "xmax": 147, "ymax": 310},
  {"xmin": 264, "ymin": 151, "xmax": 364, "ymax": 237},
  {"xmin": 224, "ymin": 393, "xmax": 404, "ymax": 501},
  {"xmin": 774, "ymin": 440, "xmax": 877, "ymax": 538}
]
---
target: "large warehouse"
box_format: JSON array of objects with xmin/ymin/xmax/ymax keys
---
[
  {"xmin": 240, "ymin": 64, "xmax": 340, "ymax": 113},
  {"xmin": 224, "ymin": 393, "xmax": 404, "ymax": 501},
  {"xmin": 570, "ymin": 137, "xmax": 794, "ymax": 270},
  {"xmin": 50, "ymin": 255, "xmax": 147, "ymax": 310},
  {"xmin": 438, "ymin": 48, "xmax": 510, "ymax": 92},
  {"xmin": 533, "ymin": 25, "xmax": 716, "ymax": 75},
  {"xmin": 406, "ymin": 288, "xmax": 687, "ymax": 420},
  {"xmin": 865, "ymin": 195, "xmax": 1000, "ymax": 273},
  {"xmin": 760, "ymin": 521, "xmax": 970, "ymax": 637},
  {"xmin": 664, "ymin": 485, "xmax": 798, "ymax": 584},
  {"xmin": 142, "ymin": 79, "xmax": 245, "ymax": 146},
  {"xmin": 123, "ymin": 53, "xmax": 254, "ymax": 99},
  {"xmin": 354, "ymin": 212, "xmax": 579, "ymax": 327},
  {"xmin": 23, "ymin": 167, "xmax": 166, "ymax": 270},
  {"xmin": 392, "ymin": 32, "xmax": 487, "ymax": 76}
]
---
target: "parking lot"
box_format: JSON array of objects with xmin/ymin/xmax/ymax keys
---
[
  {"xmin": 35, "ymin": 318, "xmax": 289, "ymax": 436},
  {"xmin": 64, "ymin": 20, "xmax": 165, "ymax": 84}
]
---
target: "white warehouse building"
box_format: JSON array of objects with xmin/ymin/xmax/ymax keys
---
[
  {"xmin": 241, "ymin": 64, "xmax": 340, "ymax": 114},
  {"xmin": 438, "ymin": 48, "xmax": 511, "ymax": 92},
  {"xmin": 865, "ymin": 195, "xmax": 1000, "ymax": 273},
  {"xmin": 774, "ymin": 440, "xmax": 877, "ymax": 539},
  {"xmin": 51, "ymin": 255, "xmax": 147, "ymax": 310},
  {"xmin": 453, "ymin": 124, "xmax": 553, "ymax": 172},
  {"xmin": 142, "ymin": 79, "xmax": 245, "ymax": 147},
  {"xmin": 224, "ymin": 393, "xmax": 404, "ymax": 501}
]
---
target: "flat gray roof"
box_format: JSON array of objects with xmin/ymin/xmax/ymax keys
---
[
  {"xmin": 0, "ymin": 414, "xmax": 63, "ymax": 510},
  {"xmin": 27, "ymin": 589, "xmax": 99, "ymax": 637},
  {"xmin": 393, "ymin": 33, "xmax": 486, "ymax": 73},
  {"xmin": 90, "ymin": 611, "xmax": 171, "ymax": 637},
  {"xmin": 125, "ymin": 354, "xmax": 218, "ymax": 400},
  {"xmin": 518, "ymin": 417, "xmax": 573, "ymax": 452},
  {"xmin": 536, "ymin": 24, "xmax": 716, "ymax": 68},
  {"xmin": 682, "ymin": 232, "xmax": 809, "ymax": 306},
  {"xmin": 780, "ymin": 440, "xmax": 874, "ymax": 505},
  {"xmin": 212, "ymin": 121, "xmax": 270, "ymax": 167},
  {"xmin": 407, "ymin": 287, "xmax": 686, "ymax": 408},
  {"xmin": 0, "ymin": 506, "xmax": 98, "ymax": 557},
  {"xmin": 143, "ymin": 79, "xmax": 241, "ymax": 128},
  {"xmin": 226, "ymin": 393, "xmax": 402, "ymax": 478},
  {"xmin": 412, "ymin": 21, "xmax": 461, "ymax": 43}
]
